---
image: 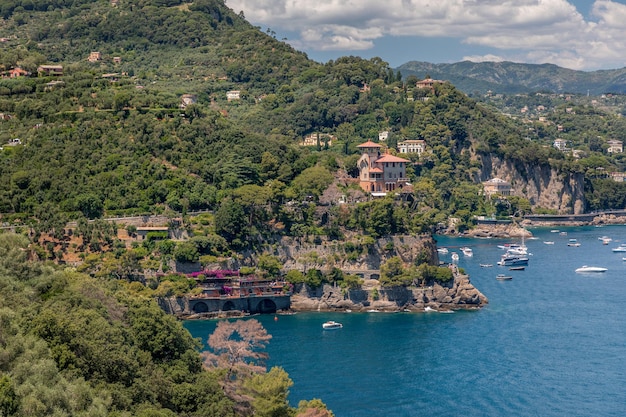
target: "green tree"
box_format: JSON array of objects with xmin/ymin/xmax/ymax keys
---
[
  {"xmin": 288, "ymin": 166, "xmax": 334, "ymax": 200},
  {"xmin": 174, "ymin": 241, "xmax": 200, "ymax": 263},
  {"xmin": 243, "ymin": 367, "xmax": 294, "ymax": 417},
  {"xmin": 258, "ymin": 254, "xmax": 282, "ymax": 278},
  {"xmin": 75, "ymin": 194, "xmax": 104, "ymax": 219},
  {"xmin": 380, "ymin": 256, "xmax": 404, "ymax": 285},
  {"xmin": 0, "ymin": 375, "xmax": 18, "ymax": 417},
  {"xmin": 214, "ymin": 198, "xmax": 248, "ymax": 248}
]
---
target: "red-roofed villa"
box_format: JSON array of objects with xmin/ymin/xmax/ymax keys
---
[{"xmin": 357, "ymin": 141, "xmax": 410, "ymax": 195}]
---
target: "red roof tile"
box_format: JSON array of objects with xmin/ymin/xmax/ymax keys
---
[
  {"xmin": 357, "ymin": 140, "xmax": 382, "ymax": 148},
  {"xmin": 376, "ymin": 154, "xmax": 410, "ymax": 163}
]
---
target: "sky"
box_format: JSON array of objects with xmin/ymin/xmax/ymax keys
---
[{"xmin": 227, "ymin": 0, "xmax": 626, "ymax": 71}]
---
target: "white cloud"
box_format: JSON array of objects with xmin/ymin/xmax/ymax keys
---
[{"xmin": 227, "ymin": 0, "xmax": 626, "ymax": 69}]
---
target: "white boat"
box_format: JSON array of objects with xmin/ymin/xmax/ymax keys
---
[
  {"xmin": 506, "ymin": 246, "xmax": 528, "ymax": 255},
  {"xmin": 498, "ymin": 241, "xmax": 528, "ymax": 255},
  {"xmin": 460, "ymin": 247, "xmax": 473, "ymax": 257},
  {"xmin": 437, "ymin": 247, "xmax": 449, "ymax": 254},
  {"xmin": 567, "ymin": 239, "xmax": 581, "ymax": 247},
  {"xmin": 451, "ymin": 252, "xmax": 459, "ymax": 262},
  {"xmin": 612, "ymin": 244, "xmax": 626, "ymax": 252},
  {"xmin": 497, "ymin": 253, "xmax": 529, "ymax": 266},
  {"xmin": 543, "ymin": 241, "xmax": 554, "ymax": 245},
  {"xmin": 496, "ymin": 274, "xmax": 513, "ymax": 280},
  {"xmin": 599, "ymin": 236, "xmax": 612, "ymax": 245},
  {"xmin": 479, "ymin": 263, "xmax": 493, "ymax": 268},
  {"xmin": 551, "ymin": 229, "xmax": 560, "ymax": 233},
  {"xmin": 575, "ymin": 266, "xmax": 607, "ymax": 273},
  {"xmin": 497, "ymin": 243, "xmax": 522, "ymax": 250},
  {"xmin": 322, "ymin": 321, "xmax": 343, "ymax": 329}
]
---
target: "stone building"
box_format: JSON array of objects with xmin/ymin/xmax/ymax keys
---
[
  {"xmin": 357, "ymin": 141, "xmax": 410, "ymax": 195},
  {"xmin": 397, "ymin": 139, "xmax": 426, "ymax": 156},
  {"xmin": 482, "ymin": 178, "xmax": 512, "ymax": 197}
]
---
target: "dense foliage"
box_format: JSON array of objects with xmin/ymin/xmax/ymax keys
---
[
  {"xmin": 0, "ymin": 233, "xmax": 334, "ymax": 416},
  {"xmin": 2, "ymin": 0, "xmax": 626, "ymax": 258}
]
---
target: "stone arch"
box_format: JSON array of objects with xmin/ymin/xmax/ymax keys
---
[
  {"xmin": 256, "ymin": 298, "xmax": 277, "ymax": 314},
  {"xmin": 222, "ymin": 300, "xmax": 236, "ymax": 311},
  {"xmin": 192, "ymin": 301, "xmax": 208, "ymax": 313}
]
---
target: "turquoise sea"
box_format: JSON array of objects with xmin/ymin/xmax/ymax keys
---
[{"xmin": 185, "ymin": 225, "xmax": 626, "ymax": 417}]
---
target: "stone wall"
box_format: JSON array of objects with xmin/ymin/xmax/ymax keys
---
[{"xmin": 270, "ymin": 234, "xmax": 438, "ymax": 275}]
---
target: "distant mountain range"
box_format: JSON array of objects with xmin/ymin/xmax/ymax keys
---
[{"xmin": 396, "ymin": 61, "xmax": 626, "ymax": 95}]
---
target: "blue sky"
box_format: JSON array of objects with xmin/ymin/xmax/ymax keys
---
[{"xmin": 228, "ymin": 0, "xmax": 626, "ymax": 71}]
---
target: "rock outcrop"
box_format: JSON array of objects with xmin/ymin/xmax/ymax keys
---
[
  {"xmin": 461, "ymin": 223, "xmax": 532, "ymax": 238},
  {"xmin": 477, "ymin": 153, "xmax": 585, "ymax": 214},
  {"xmin": 273, "ymin": 234, "xmax": 438, "ymax": 274},
  {"xmin": 289, "ymin": 270, "xmax": 488, "ymax": 313}
]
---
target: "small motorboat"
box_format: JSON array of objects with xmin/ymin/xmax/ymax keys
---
[
  {"xmin": 460, "ymin": 247, "xmax": 473, "ymax": 257},
  {"xmin": 567, "ymin": 239, "xmax": 581, "ymax": 247},
  {"xmin": 543, "ymin": 241, "xmax": 554, "ymax": 245},
  {"xmin": 612, "ymin": 244, "xmax": 626, "ymax": 252},
  {"xmin": 575, "ymin": 266, "xmax": 607, "ymax": 273},
  {"xmin": 437, "ymin": 247, "xmax": 449, "ymax": 254},
  {"xmin": 509, "ymin": 266, "xmax": 525, "ymax": 271},
  {"xmin": 496, "ymin": 274, "xmax": 513, "ymax": 280},
  {"xmin": 479, "ymin": 263, "xmax": 493, "ymax": 268},
  {"xmin": 322, "ymin": 321, "xmax": 343, "ymax": 330}
]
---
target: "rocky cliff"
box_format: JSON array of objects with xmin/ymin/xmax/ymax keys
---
[
  {"xmin": 272, "ymin": 234, "xmax": 438, "ymax": 274},
  {"xmin": 477, "ymin": 153, "xmax": 585, "ymax": 214},
  {"xmin": 290, "ymin": 269, "xmax": 488, "ymax": 312}
]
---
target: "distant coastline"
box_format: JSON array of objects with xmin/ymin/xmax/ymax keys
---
[{"xmin": 457, "ymin": 212, "xmax": 626, "ymax": 239}]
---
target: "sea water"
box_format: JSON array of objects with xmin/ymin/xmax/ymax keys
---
[{"xmin": 185, "ymin": 225, "xmax": 626, "ymax": 417}]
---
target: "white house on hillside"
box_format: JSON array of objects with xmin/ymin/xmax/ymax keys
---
[
  {"xmin": 607, "ymin": 140, "xmax": 623, "ymax": 153},
  {"xmin": 397, "ymin": 139, "xmax": 426, "ymax": 156}
]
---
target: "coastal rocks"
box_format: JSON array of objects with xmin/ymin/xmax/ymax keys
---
[
  {"xmin": 290, "ymin": 273, "xmax": 488, "ymax": 313},
  {"xmin": 462, "ymin": 223, "xmax": 532, "ymax": 239}
]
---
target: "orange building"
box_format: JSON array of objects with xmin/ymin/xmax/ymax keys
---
[{"xmin": 357, "ymin": 141, "xmax": 410, "ymax": 195}]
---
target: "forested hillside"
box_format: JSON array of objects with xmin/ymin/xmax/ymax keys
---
[
  {"xmin": 1, "ymin": 0, "xmax": 626, "ymax": 246},
  {"xmin": 3, "ymin": 1, "xmax": 626, "ymax": 414},
  {"xmin": 0, "ymin": 233, "xmax": 334, "ymax": 416}
]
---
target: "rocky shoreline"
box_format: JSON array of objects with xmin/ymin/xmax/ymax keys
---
[
  {"xmin": 169, "ymin": 269, "xmax": 489, "ymax": 320},
  {"xmin": 289, "ymin": 268, "xmax": 488, "ymax": 313},
  {"xmin": 457, "ymin": 215, "xmax": 626, "ymax": 239}
]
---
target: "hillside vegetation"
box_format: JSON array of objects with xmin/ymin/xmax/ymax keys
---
[
  {"xmin": 3, "ymin": 1, "xmax": 626, "ymax": 414},
  {"xmin": 1, "ymin": 1, "xmax": 626, "ymax": 253},
  {"xmin": 0, "ymin": 233, "xmax": 334, "ymax": 416}
]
